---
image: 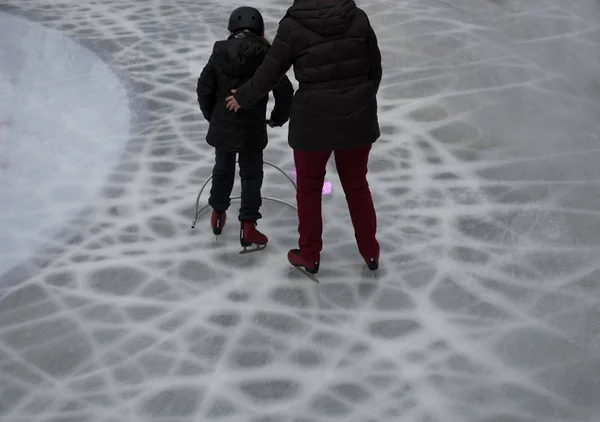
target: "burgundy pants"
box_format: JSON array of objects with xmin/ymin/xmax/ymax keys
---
[{"xmin": 293, "ymin": 143, "xmax": 379, "ymax": 262}]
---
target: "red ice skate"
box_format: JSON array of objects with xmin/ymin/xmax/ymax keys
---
[
  {"xmin": 288, "ymin": 249, "xmax": 320, "ymax": 282},
  {"xmin": 239, "ymin": 221, "xmax": 268, "ymax": 254},
  {"xmin": 211, "ymin": 210, "xmax": 226, "ymax": 235}
]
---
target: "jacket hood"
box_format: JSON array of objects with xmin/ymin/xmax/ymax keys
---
[
  {"xmin": 287, "ymin": 0, "xmax": 357, "ymax": 36},
  {"xmin": 213, "ymin": 31, "xmax": 269, "ymax": 77}
]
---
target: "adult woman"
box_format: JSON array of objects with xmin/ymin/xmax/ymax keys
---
[{"xmin": 226, "ymin": 0, "xmax": 382, "ymax": 275}]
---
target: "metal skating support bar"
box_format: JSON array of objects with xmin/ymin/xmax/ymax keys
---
[{"xmin": 191, "ymin": 160, "xmax": 297, "ymax": 228}]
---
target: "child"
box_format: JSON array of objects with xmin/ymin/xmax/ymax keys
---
[{"xmin": 196, "ymin": 6, "xmax": 294, "ymax": 251}]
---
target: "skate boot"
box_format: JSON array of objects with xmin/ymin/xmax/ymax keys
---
[
  {"xmin": 288, "ymin": 249, "xmax": 320, "ymax": 282},
  {"xmin": 211, "ymin": 210, "xmax": 226, "ymax": 235},
  {"xmin": 365, "ymin": 257, "xmax": 378, "ymax": 271},
  {"xmin": 362, "ymin": 241, "xmax": 380, "ymax": 272},
  {"xmin": 239, "ymin": 221, "xmax": 268, "ymax": 253}
]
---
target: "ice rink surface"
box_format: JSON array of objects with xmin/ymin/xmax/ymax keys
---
[{"xmin": 1, "ymin": 0, "xmax": 600, "ymax": 421}]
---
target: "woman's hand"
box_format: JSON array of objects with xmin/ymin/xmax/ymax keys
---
[{"xmin": 225, "ymin": 90, "xmax": 241, "ymax": 112}]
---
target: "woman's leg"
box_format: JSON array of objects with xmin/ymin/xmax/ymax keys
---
[
  {"xmin": 293, "ymin": 149, "xmax": 332, "ymax": 262},
  {"xmin": 334, "ymin": 144, "xmax": 379, "ymax": 263}
]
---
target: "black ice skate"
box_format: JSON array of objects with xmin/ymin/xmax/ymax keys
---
[
  {"xmin": 239, "ymin": 221, "xmax": 268, "ymax": 254},
  {"xmin": 366, "ymin": 257, "xmax": 378, "ymax": 270},
  {"xmin": 363, "ymin": 255, "xmax": 379, "ymax": 279},
  {"xmin": 361, "ymin": 239, "xmax": 380, "ymax": 277}
]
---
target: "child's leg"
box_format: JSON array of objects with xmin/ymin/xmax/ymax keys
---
[
  {"xmin": 238, "ymin": 150, "xmax": 264, "ymax": 222},
  {"xmin": 209, "ymin": 148, "xmax": 236, "ymax": 212}
]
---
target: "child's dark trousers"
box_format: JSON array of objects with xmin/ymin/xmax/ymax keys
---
[{"xmin": 209, "ymin": 148, "xmax": 264, "ymax": 222}]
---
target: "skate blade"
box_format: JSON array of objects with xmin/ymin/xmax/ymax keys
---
[
  {"xmin": 292, "ymin": 265, "xmax": 320, "ymax": 283},
  {"xmin": 239, "ymin": 244, "xmax": 267, "ymax": 254}
]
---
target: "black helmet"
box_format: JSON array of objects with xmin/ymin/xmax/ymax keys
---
[{"xmin": 228, "ymin": 7, "xmax": 264, "ymax": 35}]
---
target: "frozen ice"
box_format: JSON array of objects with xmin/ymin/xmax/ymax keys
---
[
  {"xmin": 0, "ymin": 13, "xmax": 131, "ymax": 281},
  {"xmin": 0, "ymin": 0, "xmax": 600, "ymax": 421}
]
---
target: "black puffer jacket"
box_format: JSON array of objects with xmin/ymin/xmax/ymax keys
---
[
  {"xmin": 233, "ymin": 0, "xmax": 382, "ymax": 151},
  {"xmin": 197, "ymin": 31, "xmax": 294, "ymax": 152}
]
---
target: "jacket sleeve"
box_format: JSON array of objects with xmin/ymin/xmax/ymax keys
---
[
  {"xmin": 366, "ymin": 24, "xmax": 383, "ymax": 94},
  {"xmin": 196, "ymin": 52, "xmax": 217, "ymax": 121},
  {"xmin": 269, "ymin": 74, "xmax": 294, "ymax": 125},
  {"xmin": 234, "ymin": 21, "xmax": 294, "ymax": 108}
]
